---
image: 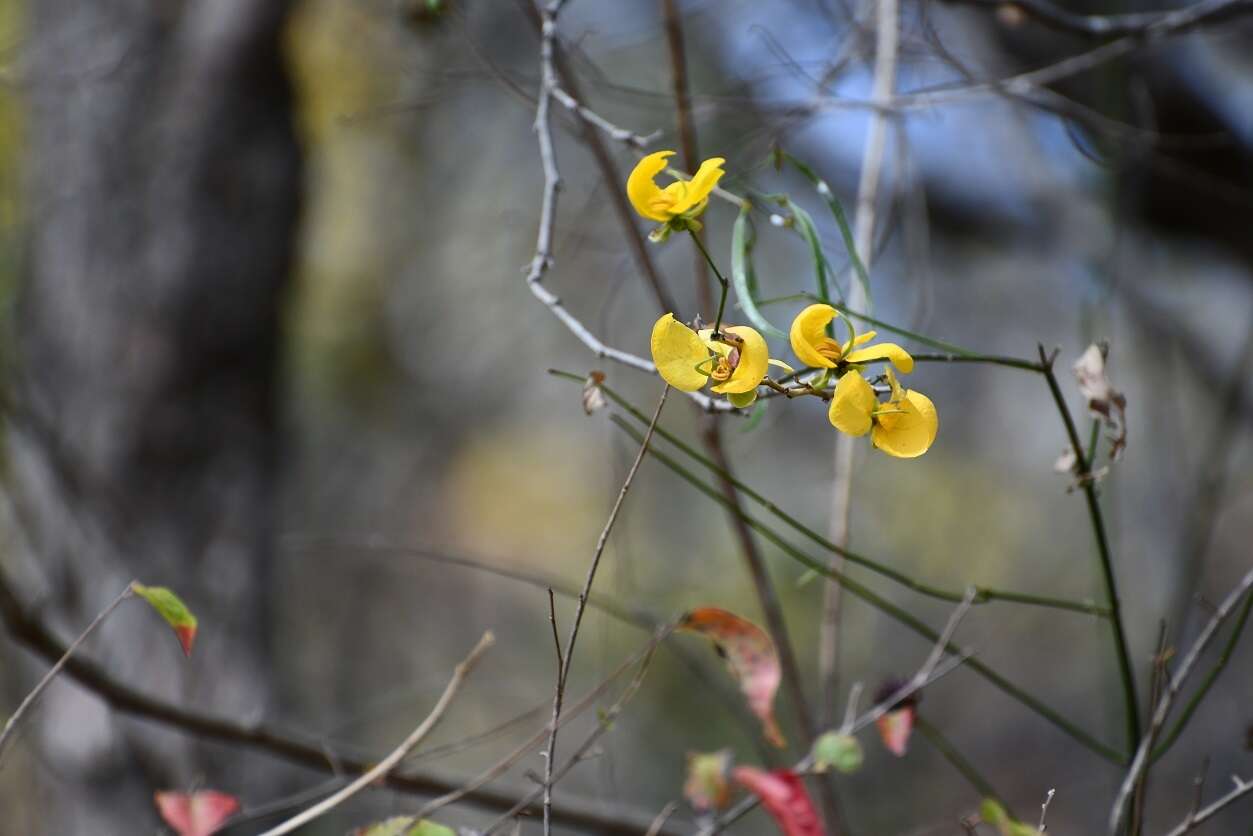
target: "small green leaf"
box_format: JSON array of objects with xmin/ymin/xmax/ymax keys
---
[
  {"xmin": 780, "ymin": 152, "xmax": 870, "ymax": 306},
  {"xmin": 131, "ymin": 583, "xmax": 198, "ymax": 657},
  {"xmin": 740, "ymin": 399, "xmax": 768, "ymax": 432},
  {"xmin": 779, "ymin": 198, "xmax": 837, "ymax": 308},
  {"xmin": 730, "ymin": 208, "xmax": 786, "ymax": 339},
  {"xmin": 811, "ymin": 731, "xmax": 864, "ymax": 774},
  {"xmin": 980, "ymin": 799, "xmax": 1008, "ymax": 826},
  {"xmin": 355, "ymin": 817, "xmax": 456, "ymax": 836}
]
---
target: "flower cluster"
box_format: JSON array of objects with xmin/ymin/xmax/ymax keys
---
[{"xmin": 628, "ymin": 152, "xmax": 939, "ymax": 458}]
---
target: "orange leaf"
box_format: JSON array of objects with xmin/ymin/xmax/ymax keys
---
[
  {"xmin": 875, "ymin": 706, "xmax": 914, "ymax": 757},
  {"xmin": 154, "ymin": 790, "xmax": 239, "ymax": 836},
  {"xmin": 731, "ymin": 767, "xmax": 824, "ymax": 836},
  {"xmin": 680, "ymin": 607, "xmax": 785, "ymax": 747}
]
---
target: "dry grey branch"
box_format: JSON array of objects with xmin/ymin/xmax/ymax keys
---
[
  {"xmin": 0, "ymin": 581, "xmax": 134, "ymax": 762},
  {"xmin": 259, "ymin": 631, "xmax": 495, "ymax": 836},
  {"xmin": 1109, "ymin": 566, "xmax": 1253, "ymax": 833},
  {"xmin": 541, "ymin": 385, "xmax": 669, "ymax": 835}
]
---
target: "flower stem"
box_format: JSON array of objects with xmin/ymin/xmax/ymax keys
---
[
  {"xmin": 1038, "ymin": 345, "xmax": 1141, "ymax": 758},
  {"xmin": 688, "ymin": 228, "xmax": 730, "ymax": 336}
]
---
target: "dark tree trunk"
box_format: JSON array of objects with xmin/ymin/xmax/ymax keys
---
[{"xmin": 7, "ymin": 0, "xmax": 301, "ymax": 831}]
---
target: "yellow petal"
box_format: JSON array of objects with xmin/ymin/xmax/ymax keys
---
[
  {"xmin": 669, "ymin": 156, "xmax": 725, "ymax": 216},
  {"xmin": 844, "ymin": 342, "xmax": 915, "ymax": 373},
  {"xmin": 627, "ymin": 151, "xmax": 676, "ymax": 222},
  {"xmin": 789, "ymin": 303, "xmax": 839, "ymax": 369},
  {"xmin": 650, "ymin": 313, "xmax": 710, "ymax": 391},
  {"xmin": 767, "ymin": 358, "xmax": 795, "ymax": 374},
  {"xmin": 828, "ymin": 371, "xmax": 875, "ymax": 436},
  {"xmin": 846, "ymin": 330, "xmax": 876, "ymax": 351},
  {"xmin": 711, "ymin": 325, "xmax": 768, "ymax": 394},
  {"xmin": 872, "ymin": 390, "xmax": 938, "ymax": 458}
]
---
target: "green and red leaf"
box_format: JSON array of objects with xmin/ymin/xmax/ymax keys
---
[
  {"xmin": 679, "ymin": 607, "xmax": 785, "ymax": 747},
  {"xmin": 154, "ymin": 790, "xmax": 238, "ymax": 836},
  {"xmin": 684, "ymin": 749, "xmax": 733, "ymax": 812},
  {"xmin": 731, "ymin": 767, "xmax": 824, "ymax": 836},
  {"xmin": 132, "ymin": 582, "xmax": 198, "ymax": 656}
]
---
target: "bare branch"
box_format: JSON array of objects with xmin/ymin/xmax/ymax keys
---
[
  {"xmin": 0, "ymin": 580, "xmax": 134, "ymax": 762},
  {"xmin": 542, "ymin": 386, "xmax": 670, "ymax": 834},
  {"xmin": 1109, "ymin": 567, "xmax": 1253, "ymax": 833},
  {"xmin": 519, "ymin": 0, "xmax": 730, "ymax": 412},
  {"xmin": 259, "ymin": 631, "xmax": 495, "ymax": 836},
  {"xmin": 941, "ymin": 0, "xmax": 1253, "ymax": 38}
]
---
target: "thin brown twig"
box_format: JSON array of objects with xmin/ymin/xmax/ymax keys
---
[
  {"xmin": 406, "ymin": 630, "xmax": 672, "ymax": 824},
  {"xmin": 940, "ymin": 0, "xmax": 1253, "ymax": 38},
  {"xmin": 258, "ymin": 631, "xmax": 495, "ymax": 836},
  {"xmin": 485, "ymin": 627, "xmax": 671, "ymax": 835},
  {"xmin": 1109, "ymin": 566, "xmax": 1253, "ymax": 833},
  {"xmin": 542, "ymin": 386, "xmax": 670, "ymax": 835},
  {"xmin": 0, "ymin": 568, "xmax": 675, "ymax": 836},
  {"xmin": 1162, "ymin": 771, "xmax": 1252, "ymax": 836},
  {"xmin": 0, "ymin": 580, "xmax": 134, "ymax": 761}
]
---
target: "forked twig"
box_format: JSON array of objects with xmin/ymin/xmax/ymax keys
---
[
  {"xmin": 541, "ymin": 386, "xmax": 670, "ymax": 834},
  {"xmin": 1109, "ymin": 567, "xmax": 1253, "ymax": 833}
]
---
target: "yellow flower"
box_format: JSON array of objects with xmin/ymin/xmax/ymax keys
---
[
  {"xmin": 650, "ymin": 313, "xmax": 768, "ymax": 398},
  {"xmin": 789, "ymin": 303, "xmax": 913, "ymax": 373},
  {"xmin": 829, "ymin": 368, "xmax": 938, "ymax": 458},
  {"xmin": 628, "ymin": 151, "xmax": 726, "ymax": 225}
]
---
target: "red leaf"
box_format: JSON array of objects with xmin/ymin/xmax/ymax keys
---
[
  {"xmin": 680, "ymin": 607, "xmax": 785, "ymax": 747},
  {"xmin": 154, "ymin": 790, "xmax": 239, "ymax": 836},
  {"xmin": 731, "ymin": 767, "xmax": 824, "ymax": 836},
  {"xmin": 875, "ymin": 706, "xmax": 914, "ymax": 757}
]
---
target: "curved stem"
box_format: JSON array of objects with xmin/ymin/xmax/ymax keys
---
[
  {"xmin": 688, "ymin": 229, "xmax": 730, "ymax": 335},
  {"xmin": 1038, "ymin": 345, "xmax": 1140, "ymax": 757},
  {"xmin": 558, "ymin": 371, "xmax": 1110, "ymax": 619},
  {"xmin": 611, "ymin": 415, "xmax": 1124, "ymax": 763}
]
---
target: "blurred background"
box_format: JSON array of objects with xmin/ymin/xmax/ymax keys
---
[{"xmin": 0, "ymin": 0, "xmax": 1250, "ymax": 833}]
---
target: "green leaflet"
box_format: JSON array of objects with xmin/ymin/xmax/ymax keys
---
[
  {"xmin": 131, "ymin": 582, "xmax": 198, "ymax": 656},
  {"xmin": 730, "ymin": 208, "xmax": 786, "ymax": 339},
  {"xmin": 781, "ymin": 152, "xmax": 871, "ymax": 306}
]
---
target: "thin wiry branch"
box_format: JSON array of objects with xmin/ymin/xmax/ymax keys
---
[
  {"xmin": 482, "ymin": 627, "xmax": 672, "ymax": 835},
  {"xmin": 1161, "ymin": 772, "xmax": 1253, "ymax": 836},
  {"xmin": 541, "ymin": 386, "xmax": 669, "ymax": 835},
  {"xmin": 1109, "ymin": 566, "xmax": 1253, "ymax": 833},
  {"xmin": 519, "ymin": 0, "xmax": 730, "ymax": 412},
  {"xmin": 0, "ymin": 581, "xmax": 134, "ymax": 761},
  {"xmin": 0, "ymin": 568, "xmax": 672, "ymax": 836},
  {"xmin": 810, "ymin": 0, "xmax": 1249, "ymax": 115},
  {"xmin": 941, "ymin": 0, "xmax": 1253, "ymax": 38},
  {"xmin": 259, "ymin": 632, "xmax": 495, "ymax": 836}
]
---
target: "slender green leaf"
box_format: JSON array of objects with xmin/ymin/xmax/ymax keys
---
[
  {"xmin": 782, "ymin": 152, "xmax": 871, "ymax": 304},
  {"xmin": 730, "ymin": 209, "xmax": 785, "ymax": 339},
  {"xmin": 131, "ymin": 582, "xmax": 198, "ymax": 656}
]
